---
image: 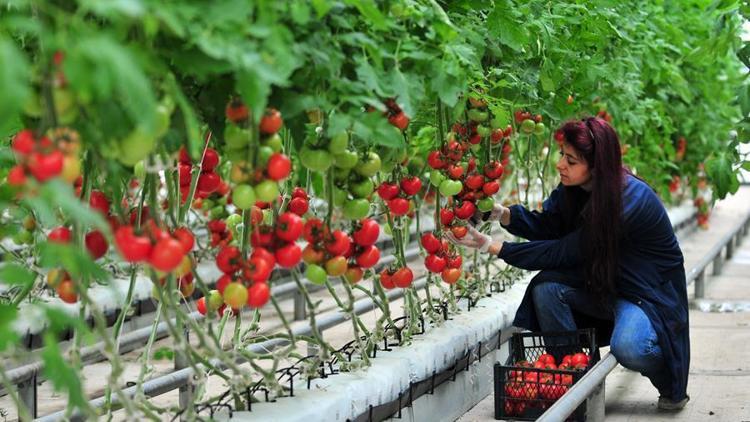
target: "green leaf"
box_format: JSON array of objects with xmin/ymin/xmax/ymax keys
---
[
  {"xmin": 0, "ymin": 263, "xmax": 36, "ymax": 287},
  {"xmin": 486, "ymin": 2, "xmax": 529, "ymax": 52},
  {"xmin": 236, "ymin": 69, "xmax": 271, "ymax": 124},
  {"xmin": 38, "ymin": 243, "xmax": 110, "ymax": 283},
  {"xmin": 705, "ymin": 151, "xmax": 740, "ymax": 199},
  {"xmin": 0, "ymin": 37, "xmax": 31, "ymax": 133},
  {"xmin": 0, "ymin": 305, "xmax": 19, "ymax": 352},
  {"xmin": 311, "ymin": 0, "xmax": 333, "ymax": 18},
  {"xmin": 167, "ymin": 74, "xmax": 203, "ymax": 161},
  {"xmin": 352, "ymin": 112, "xmax": 404, "ymax": 148},
  {"xmin": 344, "ymin": 0, "xmax": 388, "ymax": 31},
  {"xmin": 41, "ymin": 332, "xmax": 89, "ymax": 411}
]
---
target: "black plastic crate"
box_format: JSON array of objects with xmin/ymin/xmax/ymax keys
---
[{"xmin": 494, "ymin": 329, "xmax": 600, "ymax": 421}]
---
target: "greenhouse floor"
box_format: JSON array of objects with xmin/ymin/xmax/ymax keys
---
[{"xmin": 458, "ymin": 186, "xmax": 750, "ymax": 422}]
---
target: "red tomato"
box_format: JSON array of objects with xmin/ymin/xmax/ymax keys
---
[
  {"xmin": 451, "ymin": 226, "xmax": 468, "ymax": 239},
  {"xmin": 447, "ymin": 164, "xmax": 464, "ymax": 180},
  {"xmin": 388, "ymin": 112, "xmax": 410, "ymax": 131},
  {"xmin": 202, "ymin": 148, "xmax": 220, "ymax": 172},
  {"xmin": 7, "ymin": 165, "xmax": 27, "ymax": 186},
  {"xmin": 291, "ymin": 187, "xmax": 308, "ymax": 199},
  {"xmin": 427, "ymin": 151, "xmax": 446, "ymax": 169},
  {"xmin": 302, "ymin": 244, "xmax": 325, "ymax": 264},
  {"xmin": 275, "ymin": 212, "xmax": 304, "ymax": 242},
  {"xmin": 421, "ymin": 232, "xmax": 442, "ymax": 254},
  {"xmin": 325, "ymin": 230, "xmax": 351, "ymax": 256},
  {"xmin": 441, "ymin": 268, "xmax": 461, "ymax": 284},
  {"xmin": 225, "ymin": 98, "xmax": 249, "ymax": 123},
  {"xmin": 399, "ymin": 176, "xmax": 422, "ymax": 196},
  {"xmin": 446, "ymin": 254, "xmax": 462, "ymax": 269},
  {"xmin": 391, "ymin": 267, "xmax": 413, "ymax": 288},
  {"xmin": 424, "ymin": 254, "xmax": 446, "ymax": 273},
  {"xmin": 484, "ymin": 161, "xmax": 504, "ymax": 179},
  {"xmin": 259, "ymin": 108, "xmax": 283, "ymax": 134},
  {"xmin": 380, "ymin": 270, "xmax": 395, "ymax": 289},
  {"xmin": 197, "ymin": 172, "xmax": 221, "ymax": 194},
  {"xmin": 56, "ymin": 279, "xmax": 78, "ymax": 304},
  {"xmin": 28, "ymin": 150, "xmax": 64, "ymax": 182},
  {"xmin": 89, "ymin": 190, "xmax": 110, "ymax": 216},
  {"xmin": 288, "ymin": 197, "xmax": 308, "ymax": 216},
  {"xmin": 85, "ymin": 230, "xmax": 108, "ymax": 259},
  {"xmin": 355, "ymin": 245, "xmax": 380, "ymax": 268},
  {"xmin": 325, "ymin": 255, "xmax": 348, "ymax": 276},
  {"xmin": 465, "ymin": 174, "xmax": 485, "ymax": 190},
  {"xmin": 243, "ymin": 256, "xmax": 273, "ymax": 283},
  {"xmin": 216, "ymin": 246, "xmax": 242, "ymax": 274},
  {"xmin": 149, "ymin": 237, "xmax": 185, "ymax": 272},
  {"xmin": 196, "ymin": 296, "xmax": 207, "ymax": 315},
  {"xmin": 454, "ymin": 201, "xmax": 476, "ymax": 220},
  {"xmin": 538, "ymin": 353, "xmax": 556, "ymax": 366},
  {"xmin": 115, "ymin": 226, "xmax": 153, "ymax": 262},
  {"xmin": 173, "ymin": 227, "xmax": 195, "ymax": 254},
  {"xmin": 353, "ymin": 218, "xmax": 380, "ymax": 247},
  {"xmin": 303, "ymin": 218, "xmax": 327, "ymax": 243},
  {"xmin": 250, "ymin": 225, "xmax": 274, "ymax": 248},
  {"xmin": 440, "ymin": 208, "xmax": 454, "ymax": 226},
  {"xmin": 377, "ymin": 182, "xmax": 400, "ymax": 200},
  {"xmin": 387, "ymin": 198, "xmax": 410, "ymax": 216},
  {"xmin": 11, "ymin": 129, "xmax": 35, "ymax": 155},
  {"xmin": 267, "ymin": 153, "xmax": 291, "ymax": 180},
  {"xmin": 250, "ymin": 247, "xmax": 276, "ymax": 268},
  {"xmin": 48, "ymin": 226, "xmax": 72, "ymax": 243},
  {"xmin": 571, "ymin": 352, "xmax": 589, "ymax": 369},
  {"xmin": 247, "ymin": 282, "xmax": 270, "ymax": 308},
  {"xmin": 275, "ymin": 242, "xmax": 302, "ymax": 268}
]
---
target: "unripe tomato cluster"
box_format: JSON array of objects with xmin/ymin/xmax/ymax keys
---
[
  {"xmin": 514, "ymin": 109, "xmax": 546, "ymax": 137},
  {"xmin": 377, "ymin": 175, "xmax": 422, "ymax": 217},
  {"xmin": 302, "ymin": 217, "xmax": 380, "ymax": 285},
  {"xmin": 421, "ymin": 232, "xmax": 463, "ymax": 284}
]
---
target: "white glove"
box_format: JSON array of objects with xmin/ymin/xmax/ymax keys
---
[
  {"xmin": 445, "ymin": 226, "xmax": 493, "ymax": 253},
  {"xmin": 473, "ymin": 204, "xmax": 509, "ymax": 224}
]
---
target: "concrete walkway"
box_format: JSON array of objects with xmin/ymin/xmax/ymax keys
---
[{"xmin": 458, "ymin": 186, "xmax": 750, "ymax": 421}]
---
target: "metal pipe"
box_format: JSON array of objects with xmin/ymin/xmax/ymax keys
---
[
  {"xmin": 37, "ymin": 278, "xmax": 430, "ymax": 421},
  {"xmin": 536, "ymin": 353, "xmax": 618, "ymax": 422},
  {"xmin": 712, "ymin": 254, "xmax": 723, "ymax": 276},
  {"xmin": 695, "ymin": 269, "xmax": 705, "ymax": 299}
]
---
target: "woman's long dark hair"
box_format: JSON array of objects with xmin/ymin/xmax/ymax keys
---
[{"xmin": 559, "ymin": 117, "xmax": 626, "ymax": 303}]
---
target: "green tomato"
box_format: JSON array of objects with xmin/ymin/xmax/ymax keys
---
[
  {"xmin": 225, "ymin": 213, "xmax": 243, "ymax": 230},
  {"xmin": 210, "ymin": 205, "xmax": 225, "ymax": 219},
  {"xmin": 257, "ymin": 146, "xmax": 274, "ymax": 167},
  {"xmin": 207, "ymin": 290, "xmax": 224, "ymax": 311},
  {"xmin": 521, "ymin": 119, "xmax": 536, "ymax": 134},
  {"xmin": 467, "ymin": 109, "xmax": 488, "ymax": 122},
  {"xmin": 54, "ymin": 87, "xmax": 78, "ymax": 124},
  {"xmin": 12, "ymin": 230, "xmax": 32, "ymax": 245},
  {"xmin": 350, "ymin": 179, "xmax": 374, "ymax": 199},
  {"xmin": 255, "ymin": 180, "xmax": 279, "ymax": 203},
  {"xmin": 225, "ymin": 125, "xmax": 251, "ymax": 149},
  {"xmin": 328, "ymin": 132, "xmax": 349, "ymax": 154},
  {"xmin": 408, "ymin": 156, "xmax": 425, "ymax": 174},
  {"xmin": 232, "ymin": 184, "xmax": 256, "ymax": 210},
  {"xmin": 23, "ymin": 92, "xmax": 43, "ymax": 118},
  {"xmin": 225, "ymin": 148, "xmax": 247, "ymax": 164},
  {"xmin": 133, "ymin": 161, "xmax": 146, "ymax": 180},
  {"xmin": 343, "ymin": 199, "xmax": 370, "ymax": 220},
  {"xmin": 476, "ymin": 125, "xmax": 490, "ymax": 137},
  {"xmin": 306, "ymin": 264, "xmax": 328, "ymax": 285},
  {"xmin": 334, "ymin": 167, "xmax": 351, "ymax": 182},
  {"xmin": 470, "ymin": 143, "xmax": 482, "ymax": 153},
  {"xmin": 155, "ymin": 104, "xmax": 171, "ymax": 138},
  {"xmin": 477, "ymin": 198, "xmax": 495, "ymax": 212},
  {"xmin": 333, "ymin": 150, "xmax": 359, "ymax": 169},
  {"xmin": 439, "ymin": 179, "xmax": 463, "ymax": 197},
  {"xmin": 534, "ymin": 122, "xmax": 546, "ymax": 136},
  {"xmin": 356, "ymin": 152, "xmax": 382, "ymax": 177},
  {"xmin": 263, "ymin": 133, "xmax": 283, "ymax": 152},
  {"xmin": 300, "ymin": 146, "xmax": 333, "ymax": 172},
  {"xmin": 332, "ymin": 186, "xmax": 348, "ymax": 207},
  {"xmin": 119, "ymin": 127, "xmax": 156, "ymax": 166},
  {"xmin": 430, "ymin": 170, "xmax": 446, "ymax": 187},
  {"xmin": 202, "ymin": 199, "xmax": 215, "ymax": 210}
]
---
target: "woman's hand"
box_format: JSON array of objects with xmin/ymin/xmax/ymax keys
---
[
  {"xmin": 445, "ymin": 226, "xmax": 495, "ymax": 253},
  {"xmin": 472, "ymin": 204, "xmax": 510, "ymax": 225}
]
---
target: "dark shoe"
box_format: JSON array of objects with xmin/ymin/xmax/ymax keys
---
[{"xmin": 658, "ymin": 395, "xmax": 690, "ymax": 410}]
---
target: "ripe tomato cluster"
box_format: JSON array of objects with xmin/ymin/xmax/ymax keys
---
[
  {"xmin": 46, "ymin": 268, "xmax": 78, "ymax": 304},
  {"xmin": 379, "ymin": 265, "xmax": 414, "ymax": 289},
  {"xmin": 178, "ymin": 146, "xmax": 226, "ymax": 201},
  {"xmin": 302, "ymin": 217, "xmax": 381, "ymax": 285},
  {"xmin": 287, "ymin": 187, "xmax": 309, "ymax": 217},
  {"xmin": 503, "ymin": 352, "xmax": 589, "ymax": 416},
  {"xmin": 47, "ymin": 188, "xmax": 112, "ymax": 260},
  {"xmin": 8, "ymin": 129, "xmax": 68, "ymax": 185},
  {"xmin": 377, "ymin": 175, "xmax": 422, "ymax": 217},
  {"xmin": 421, "ymin": 232, "xmax": 462, "ymax": 284},
  {"xmin": 210, "ymin": 244, "xmax": 273, "ymax": 312},
  {"xmin": 207, "ymin": 219, "xmax": 233, "ymax": 248},
  {"xmin": 114, "ymin": 221, "xmax": 195, "ymax": 274},
  {"xmin": 675, "ymin": 136, "xmax": 687, "ymax": 162}
]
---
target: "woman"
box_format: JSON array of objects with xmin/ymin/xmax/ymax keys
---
[{"xmin": 449, "ymin": 117, "xmax": 690, "ymax": 410}]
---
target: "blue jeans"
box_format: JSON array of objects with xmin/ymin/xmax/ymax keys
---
[{"xmin": 532, "ymin": 282, "xmax": 671, "ymax": 396}]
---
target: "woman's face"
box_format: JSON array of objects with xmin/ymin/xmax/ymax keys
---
[{"xmin": 556, "ymin": 142, "xmax": 592, "ymax": 187}]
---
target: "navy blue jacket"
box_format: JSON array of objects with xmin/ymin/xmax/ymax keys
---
[{"xmin": 498, "ymin": 174, "xmax": 690, "ymax": 401}]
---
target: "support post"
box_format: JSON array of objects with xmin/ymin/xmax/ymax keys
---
[
  {"xmin": 18, "ymin": 375, "xmax": 37, "ymax": 419},
  {"xmin": 727, "ymin": 239, "xmax": 735, "ymax": 260},
  {"xmin": 294, "ymin": 290, "xmax": 306, "ymax": 321},
  {"xmin": 712, "ymin": 254, "xmax": 723, "ymax": 276},
  {"xmin": 176, "ymin": 328, "xmax": 193, "ymax": 420},
  {"xmin": 585, "ymin": 382, "xmax": 606, "ymax": 422},
  {"xmin": 695, "ymin": 270, "xmax": 705, "ymax": 299}
]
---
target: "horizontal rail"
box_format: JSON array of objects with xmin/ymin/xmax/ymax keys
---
[
  {"xmin": 686, "ymin": 209, "xmax": 750, "ymax": 285},
  {"xmin": 536, "ymin": 353, "xmax": 618, "ymax": 422},
  {"xmin": 37, "ymin": 276, "xmax": 433, "ymax": 422}
]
